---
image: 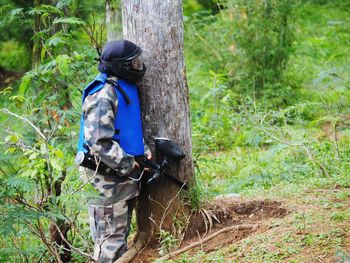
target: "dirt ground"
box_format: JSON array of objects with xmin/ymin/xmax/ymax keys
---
[
  {"xmin": 131, "ymin": 198, "xmax": 288, "ymax": 262},
  {"xmin": 130, "ymin": 187, "xmax": 350, "ymax": 262}
]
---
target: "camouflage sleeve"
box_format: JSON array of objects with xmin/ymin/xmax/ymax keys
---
[{"xmin": 83, "ymin": 82, "xmax": 134, "ymax": 176}]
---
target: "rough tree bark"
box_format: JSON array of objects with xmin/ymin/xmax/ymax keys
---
[{"xmin": 122, "ymin": 0, "xmax": 194, "ymax": 241}]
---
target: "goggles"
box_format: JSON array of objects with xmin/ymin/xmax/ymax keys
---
[
  {"xmin": 131, "ymin": 55, "xmax": 144, "ymax": 70},
  {"xmin": 100, "ymin": 47, "xmax": 145, "ymax": 72}
]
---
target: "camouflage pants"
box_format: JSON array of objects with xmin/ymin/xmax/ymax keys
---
[{"xmin": 79, "ymin": 167, "xmax": 139, "ymax": 263}]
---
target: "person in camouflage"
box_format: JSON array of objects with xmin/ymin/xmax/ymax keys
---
[{"xmin": 77, "ymin": 40, "xmax": 150, "ymax": 263}]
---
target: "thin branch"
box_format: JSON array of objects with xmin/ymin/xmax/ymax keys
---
[
  {"xmin": 52, "ymin": 222, "xmax": 94, "ymax": 260},
  {"xmin": 35, "ymin": 218, "xmax": 61, "ymax": 262},
  {"xmin": 159, "ymin": 180, "xmax": 188, "ymax": 234},
  {"xmin": 157, "ymin": 223, "xmax": 260, "ymax": 261},
  {"xmin": 1, "ymin": 109, "xmax": 46, "ymax": 140},
  {"xmin": 36, "ymin": 250, "xmax": 48, "ymax": 263},
  {"xmin": 0, "ymin": 110, "xmax": 53, "ymax": 187},
  {"xmin": 260, "ymin": 111, "xmax": 303, "ymax": 147},
  {"xmin": 260, "ymin": 111, "xmax": 329, "ymax": 177},
  {"xmin": 177, "ymin": 210, "xmax": 193, "ymax": 247},
  {"xmin": 148, "ymin": 196, "xmax": 166, "ymax": 211},
  {"xmin": 0, "ymin": 125, "xmax": 41, "ymax": 153},
  {"xmin": 70, "ymin": 158, "xmax": 100, "ymax": 195},
  {"xmin": 71, "ymin": 7, "xmax": 102, "ymax": 54}
]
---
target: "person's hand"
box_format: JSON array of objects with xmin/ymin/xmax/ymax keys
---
[
  {"xmin": 145, "ymin": 149, "xmax": 152, "ymax": 160},
  {"xmin": 144, "ymin": 153, "xmax": 152, "ymax": 171},
  {"xmin": 132, "ymin": 161, "xmax": 140, "ymax": 170}
]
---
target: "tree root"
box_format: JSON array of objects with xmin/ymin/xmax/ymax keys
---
[
  {"xmin": 157, "ymin": 223, "xmax": 260, "ymax": 261},
  {"xmin": 114, "ymin": 231, "xmax": 149, "ymax": 263}
]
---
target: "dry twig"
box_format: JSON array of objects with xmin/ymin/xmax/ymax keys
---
[
  {"xmin": 1, "ymin": 109, "xmax": 46, "ymax": 140},
  {"xmin": 52, "ymin": 222, "xmax": 94, "ymax": 260},
  {"xmin": 157, "ymin": 223, "xmax": 260, "ymax": 261},
  {"xmin": 260, "ymin": 111, "xmax": 329, "ymax": 177}
]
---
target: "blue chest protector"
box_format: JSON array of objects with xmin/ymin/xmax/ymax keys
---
[{"xmin": 77, "ymin": 73, "xmax": 145, "ymax": 156}]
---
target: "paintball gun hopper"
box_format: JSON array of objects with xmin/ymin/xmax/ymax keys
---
[
  {"xmin": 135, "ymin": 138, "xmax": 187, "ymax": 188},
  {"xmin": 155, "ymin": 138, "xmax": 186, "ymax": 161}
]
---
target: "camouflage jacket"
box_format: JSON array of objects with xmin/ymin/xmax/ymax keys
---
[{"xmin": 83, "ymin": 77, "xmax": 150, "ymax": 176}]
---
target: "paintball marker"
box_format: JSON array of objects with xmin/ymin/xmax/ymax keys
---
[
  {"xmin": 76, "ymin": 137, "xmax": 187, "ymax": 189},
  {"xmin": 134, "ymin": 137, "xmax": 187, "ymax": 190}
]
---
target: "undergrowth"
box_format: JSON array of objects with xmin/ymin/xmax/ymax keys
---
[
  {"xmin": 1, "ymin": 0, "xmax": 350, "ymax": 261},
  {"xmin": 186, "ymin": 0, "xmax": 350, "ymax": 205}
]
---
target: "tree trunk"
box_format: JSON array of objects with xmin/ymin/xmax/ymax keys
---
[
  {"xmin": 122, "ymin": 0, "xmax": 194, "ymax": 241},
  {"xmin": 106, "ymin": 0, "xmax": 122, "ymax": 41},
  {"xmin": 32, "ymin": 0, "xmax": 42, "ymax": 67}
]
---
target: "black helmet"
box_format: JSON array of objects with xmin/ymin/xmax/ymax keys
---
[{"xmin": 98, "ymin": 39, "xmax": 146, "ymax": 82}]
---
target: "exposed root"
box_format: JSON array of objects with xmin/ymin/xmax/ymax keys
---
[
  {"xmin": 131, "ymin": 198, "xmax": 288, "ymax": 262},
  {"xmin": 157, "ymin": 223, "xmax": 260, "ymax": 261},
  {"xmin": 114, "ymin": 232, "xmax": 148, "ymax": 263}
]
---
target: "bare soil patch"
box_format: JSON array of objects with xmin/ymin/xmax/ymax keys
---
[{"xmin": 132, "ymin": 198, "xmax": 288, "ymax": 262}]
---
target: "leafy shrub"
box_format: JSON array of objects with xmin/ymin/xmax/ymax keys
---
[
  {"xmin": 197, "ymin": 0, "xmax": 225, "ymax": 14},
  {"xmin": 228, "ymin": 0, "xmax": 296, "ymax": 101},
  {"xmin": 0, "ymin": 41, "xmax": 31, "ymax": 71},
  {"xmin": 0, "ymin": 1, "xmax": 104, "ymax": 261}
]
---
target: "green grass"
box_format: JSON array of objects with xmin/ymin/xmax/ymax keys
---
[
  {"xmin": 165, "ymin": 184, "xmax": 350, "ymax": 262},
  {"xmin": 178, "ymin": 1, "xmax": 350, "ymax": 261},
  {"xmin": 1, "ymin": 0, "xmax": 350, "ymax": 261},
  {"xmin": 187, "ymin": 0, "xmax": 350, "ymax": 199}
]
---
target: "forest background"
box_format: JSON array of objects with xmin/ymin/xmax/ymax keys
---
[{"xmin": 0, "ymin": 0, "xmax": 350, "ymax": 262}]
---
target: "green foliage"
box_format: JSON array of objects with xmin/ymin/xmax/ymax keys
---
[
  {"xmin": 0, "ymin": 2, "xmax": 32, "ymax": 45},
  {"xmin": 185, "ymin": 0, "xmax": 297, "ymax": 107},
  {"xmin": 188, "ymin": 0, "xmax": 350, "ymax": 198},
  {"xmin": 229, "ymin": 0, "xmax": 296, "ymax": 99},
  {"xmin": 1, "ymin": 0, "xmax": 350, "ymax": 261},
  {"xmin": 197, "ymin": 0, "xmax": 224, "ymax": 14},
  {"xmin": 188, "ymin": 179, "xmax": 204, "ymax": 211},
  {"xmin": 0, "ymin": 41, "xmax": 31, "ymax": 71},
  {"xmin": 53, "ymin": 17, "xmax": 85, "ymax": 25},
  {"xmin": 0, "ymin": 0, "xmax": 105, "ymax": 261},
  {"xmin": 158, "ymin": 230, "xmax": 179, "ymax": 256}
]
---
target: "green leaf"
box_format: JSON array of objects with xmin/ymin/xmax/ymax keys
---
[
  {"xmin": 40, "ymin": 143, "xmax": 48, "ymax": 154},
  {"xmin": 47, "ymin": 34, "xmax": 67, "ymax": 46},
  {"xmin": 50, "ymin": 158, "xmax": 62, "ymax": 172},
  {"xmin": 18, "ymin": 74, "xmax": 33, "ymax": 95},
  {"xmin": 56, "ymin": 0, "xmax": 74, "ymax": 9},
  {"xmin": 209, "ymin": 69, "xmax": 216, "ymax": 77},
  {"xmin": 53, "ymin": 17, "xmax": 85, "ymax": 25},
  {"xmin": 56, "ymin": 54, "xmax": 71, "ymax": 76},
  {"xmin": 9, "ymin": 95, "xmax": 25, "ymax": 108},
  {"xmin": 4, "ymin": 135, "xmax": 19, "ymax": 144},
  {"xmin": 6, "ymin": 176, "xmax": 36, "ymax": 192},
  {"xmin": 4, "ymin": 147, "xmax": 17, "ymax": 154},
  {"xmin": 9, "ymin": 8, "xmax": 24, "ymax": 18},
  {"xmin": 54, "ymin": 149, "xmax": 64, "ymax": 159},
  {"xmin": 28, "ymin": 5, "xmax": 64, "ymax": 16},
  {"xmin": 0, "ymin": 87, "xmax": 13, "ymax": 95},
  {"xmin": 40, "ymin": 47, "xmax": 46, "ymax": 61}
]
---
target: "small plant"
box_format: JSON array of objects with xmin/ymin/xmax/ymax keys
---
[
  {"xmin": 158, "ymin": 229, "xmax": 179, "ymax": 256},
  {"xmin": 188, "ymin": 181, "xmax": 204, "ymax": 211},
  {"xmin": 229, "ymin": 0, "xmax": 297, "ymax": 101}
]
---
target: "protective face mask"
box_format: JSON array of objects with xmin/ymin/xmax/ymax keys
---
[{"xmin": 131, "ymin": 55, "xmax": 145, "ymax": 70}]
